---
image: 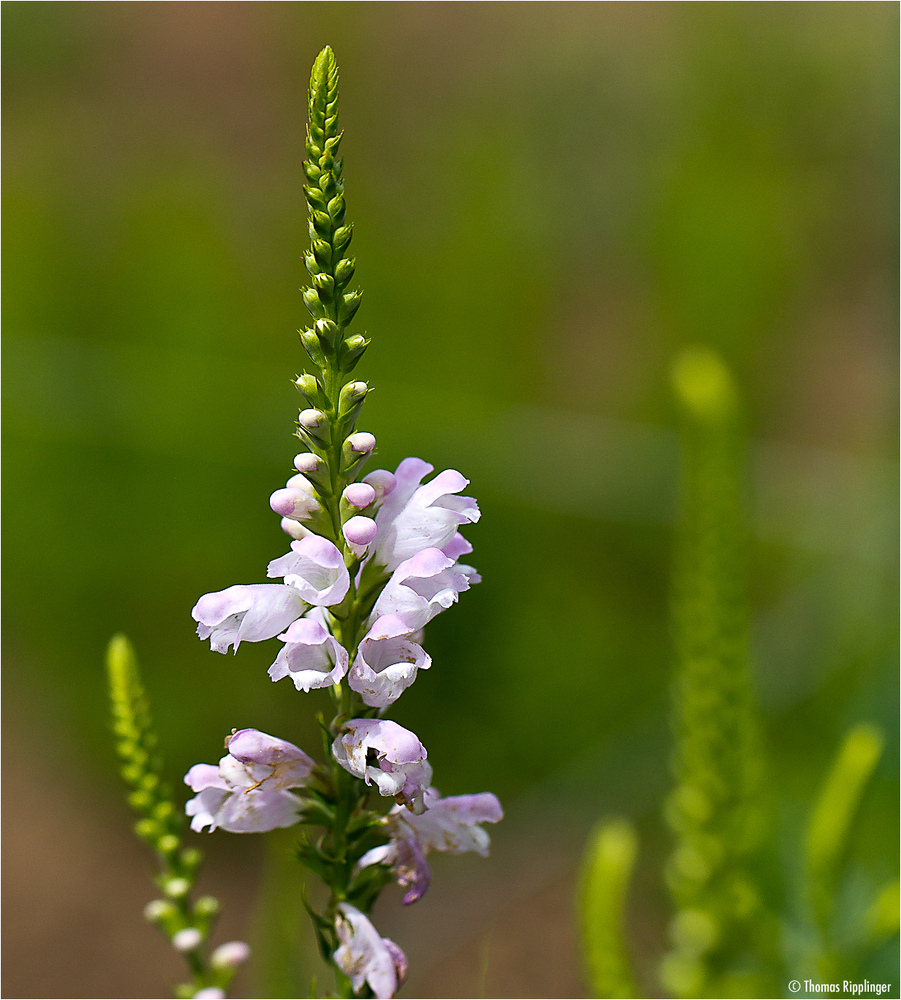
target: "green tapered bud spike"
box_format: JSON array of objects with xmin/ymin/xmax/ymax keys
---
[
  {"xmin": 302, "ymin": 45, "xmax": 362, "ymax": 373},
  {"xmin": 106, "ymin": 634, "xmax": 184, "ymax": 852}
]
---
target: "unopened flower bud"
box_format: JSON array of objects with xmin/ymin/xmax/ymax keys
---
[
  {"xmin": 346, "ymin": 432, "xmax": 375, "ymax": 455},
  {"xmin": 157, "ymin": 834, "xmax": 180, "ymax": 855},
  {"xmin": 270, "ymin": 487, "xmax": 321, "ymax": 521},
  {"xmin": 194, "ymin": 896, "xmax": 220, "ymax": 918},
  {"xmin": 298, "ymin": 407, "xmax": 330, "ymax": 444},
  {"xmin": 144, "ymin": 899, "xmax": 176, "ymax": 924},
  {"xmin": 363, "ymin": 469, "xmax": 396, "ymax": 501},
  {"xmin": 298, "ymin": 408, "xmax": 325, "ymax": 430},
  {"xmin": 343, "ymin": 516, "xmax": 377, "ymax": 548},
  {"xmin": 152, "ymin": 800, "xmax": 174, "ymax": 822},
  {"xmin": 341, "ymin": 432, "xmax": 376, "ymax": 475},
  {"xmin": 314, "ymin": 317, "xmax": 339, "ymax": 347},
  {"xmin": 293, "ymin": 453, "xmax": 322, "ymax": 474},
  {"xmin": 299, "ymin": 328, "xmax": 326, "ymax": 366},
  {"xmin": 344, "ymin": 332, "xmax": 367, "ymax": 353},
  {"xmin": 286, "ymin": 473, "xmax": 313, "ymax": 491},
  {"xmin": 280, "ymin": 517, "xmax": 312, "ymax": 541},
  {"xmin": 173, "ymin": 927, "xmax": 203, "ymax": 952},
  {"xmin": 211, "ymin": 940, "xmax": 251, "ymax": 970},
  {"xmin": 342, "ymin": 483, "xmax": 376, "ymax": 509},
  {"xmin": 163, "ymin": 877, "xmax": 191, "ymax": 899},
  {"xmin": 134, "ymin": 818, "xmax": 159, "ymax": 841},
  {"xmin": 193, "ymin": 990, "xmax": 226, "ymax": 1000},
  {"xmin": 293, "ymin": 373, "xmax": 320, "ymax": 405},
  {"xmin": 180, "ymin": 847, "xmax": 202, "ymax": 870},
  {"xmin": 338, "ymin": 380, "xmax": 368, "ymax": 422}
]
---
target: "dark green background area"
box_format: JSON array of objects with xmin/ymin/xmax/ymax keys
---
[{"xmin": 3, "ymin": 4, "xmax": 897, "ymax": 998}]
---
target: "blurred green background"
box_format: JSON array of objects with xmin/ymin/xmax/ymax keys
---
[{"xmin": 3, "ymin": 3, "xmax": 897, "ymax": 998}]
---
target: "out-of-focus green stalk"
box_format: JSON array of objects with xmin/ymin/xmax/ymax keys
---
[
  {"xmin": 580, "ymin": 819, "xmax": 640, "ymax": 999},
  {"xmin": 107, "ymin": 634, "xmax": 245, "ymax": 998},
  {"xmin": 660, "ymin": 347, "xmax": 778, "ymax": 999},
  {"xmin": 805, "ymin": 722, "xmax": 885, "ymax": 979}
]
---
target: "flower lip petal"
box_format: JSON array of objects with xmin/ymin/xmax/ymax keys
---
[
  {"xmin": 278, "ymin": 616, "xmax": 330, "ymax": 644},
  {"xmin": 185, "ymin": 763, "xmax": 227, "ymax": 793},
  {"xmin": 192, "ymin": 584, "xmax": 305, "ymax": 653}
]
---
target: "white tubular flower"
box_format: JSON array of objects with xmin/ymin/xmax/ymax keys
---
[
  {"xmin": 269, "ymin": 617, "xmax": 349, "ymax": 691},
  {"xmin": 332, "ymin": 719, "xmax": 432, "ymax": 813},
  {"xmin": 368, "ymin": 457, "xmax": 480, "ymax": 571},
  {"xmin": 371, "ymin": 547, "xmax": 475, "ymax": 631},
  {"xmin": 184, "ymin": 729, "xmax": 314, "ymax": 833},
  {"xmin": 192, "ymin": 584, "xmax": 306, "ymax": 654},
  {"xmin": 267, "ymin": 535, "xmax": 350, "ymax": 606},
  {"xmin": 348, "ymin": 614, "xmax": 431, "ymax": 707},
  {"xmin": 334, "ymin": 904, "xmax": 407, "ymax": 1000}
]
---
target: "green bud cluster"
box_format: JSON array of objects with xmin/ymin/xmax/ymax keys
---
[
  {"xmin": 299, "ymin": 46, "xmax": 369, "ymax": 383},
  {"xmin": 660, "ymin": 349, "xmax": 778, "ymax": 999},
  {"xmin": 289, "ymin": 46, "xmax": 377, "ymax": 552},
  {"xmin": 106, "ymin": 635, "xmax": 239, "ymax": 997}
]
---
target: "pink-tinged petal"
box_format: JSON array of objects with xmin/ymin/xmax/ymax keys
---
[
  {"xmin": 442, "ymin": 532, "xmax": 473, "ymax": 561},
  {"xmin": 215, "ymin": 788, "xmax": 303, "ymax": 833},
  {"xmin": 393, "ymin": 828, "xmax": 432, "ymax": 905},
  {"xmin": 349, "ymin": 619, "xmax": 431, "ymax": 708},
  {"xmin": 346, "ymin": 431, "xmax": 376, "ymax": 455},
  {"xmin": 293, "ymin": 453, "xmax": 322, "ymax": 474},
  {"xmin": 344, "ymin": 515, "xmax": 377, "ymax": 546},
  {"xmin": 184, "ymin": 730, "xmax": 315, "ymax": 832},
  {"xmin": 405, "ymin": 789, "xmax": 503, "ymax": 855},
  {"xmin": 226, "ymin": 729, "xmax": 315, "ymax": 778},
  {"xmin": 372, "ymin": 549, "xmax": 471, "ymax": 631},
  {"xmin": 343, "ymin": 483, "xmax": 376, "ymax": 508},
  {"xmin": 362, "ymin": 469, "xmax": 396, "ymax": 501},
  {"xmin": 184, "ymin": 763, "xmax": 227, "ymax": 793},
  {"xmin": 268, "ymin": 536, "xmax": 350, "ymax": 606},
  {"xmin": 357, "ymin": 844, "xmax": 396, "ymax": 869},
  {"xmin": 369, "ymin": 458, "xmax": 480, "ymax": 570},
  {"xmin": 186, "ymin": 787, "xmax": 230, "ymax": 832},
  {"xmin": 192, "ymin": 584, "xmax": 305, "ymax": 653},
  {"xmin": 333, "ymin": 720, "xmax": 431, "ymax": 810},
  {"xmin": 280, "ymin": 517, "xmax": 312, "ymax": 540},
  {"xmin": 271, "ymin": 618, "xmax": 349, "ymax": 691},
  {"xmin": 395, "ymin": 547, "xmax": 455, "ymax": 580},
  {"xmin": 410, "ymin": 468, "xmax": 469, "ymax": 509},
  {"xmin": 269, "ymin": 487, "xmax": 321, "ymax": 521},
  {"xmin": 382, "ymin": 939, "xmax": 408, "ymax": 990}
]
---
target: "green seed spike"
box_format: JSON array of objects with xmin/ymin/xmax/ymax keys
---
[
  {"xmin": 580, "ymin": 819, "xmax": 640, "ymax": 999},
  {"xmin": 106, "ymin": 633, "xmax": 181, "ymax": 854},
  {"xmin": 661, "ymin": 347, "xmax": 778, "ymax": 999}
]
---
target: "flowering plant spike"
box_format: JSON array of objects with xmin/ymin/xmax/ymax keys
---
[{"xmin": 182, "ymin": 46, "xmax": 501, "ymax": 999}]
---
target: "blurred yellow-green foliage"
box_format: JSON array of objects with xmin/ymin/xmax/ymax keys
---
[{"xmin": 3, "ymin": 4, "xmax": 897, "ymax": 998}]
